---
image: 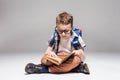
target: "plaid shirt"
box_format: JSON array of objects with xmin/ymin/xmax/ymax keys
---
[{"xmin": 48, "ymin": 28, "xmax": 86, "ymax": 53}]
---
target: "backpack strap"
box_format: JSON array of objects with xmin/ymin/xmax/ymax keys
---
[{"xmin": 52, "ymin": 31, "xmax": 60, "ymax": 53}]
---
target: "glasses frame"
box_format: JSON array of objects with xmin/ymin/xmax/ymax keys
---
[{"xmin": 56, "ymin": 28, "xmax": 71, "ymax": 34}]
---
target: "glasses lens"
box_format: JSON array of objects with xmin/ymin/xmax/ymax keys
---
[{"xmin": 57, "ymin": 29, "xmax": 70, "ymax": 34}]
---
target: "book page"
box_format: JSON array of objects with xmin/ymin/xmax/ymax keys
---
[{"xmin": 46, "ymin": 53, "xmax": 73, "ymax": 65}]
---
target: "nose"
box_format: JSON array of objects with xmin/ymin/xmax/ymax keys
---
[{"xmin": 61, "ymin": 32, "xmax": 65, "ymax": 36}]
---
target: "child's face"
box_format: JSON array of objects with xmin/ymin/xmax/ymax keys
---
[{"xmin": 56, "ymin": 24, "xmax": 72, "ymax": 40}]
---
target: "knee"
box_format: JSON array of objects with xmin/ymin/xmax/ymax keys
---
[
  {"xmin": 41, "ymin": 57, "xmax": 53, "ymax": 66},
  {"xmin": 74, "ymin": 56, "xmax": 81, "ymax": 64},
  {"xmin": 41, "ymin": 57, "xmax": 46, "ymax": 64}
]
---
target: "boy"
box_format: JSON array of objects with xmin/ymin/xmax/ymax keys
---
[{"xmin": 25, "ymin": 12, "xmax": 90, "ymax": 74}]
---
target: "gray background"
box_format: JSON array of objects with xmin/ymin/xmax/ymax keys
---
[
  {"xmin": 0, "ymin": 0, "xmax": 120, "ymax": 80},
  {"xmin": 0, "ymin": 0, "xmax": 120, "ymax": 53}
]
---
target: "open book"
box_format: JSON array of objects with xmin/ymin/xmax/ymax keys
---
[{"xmin": 46, "ymin": 53, "xmax": 73, "ymax": 65}]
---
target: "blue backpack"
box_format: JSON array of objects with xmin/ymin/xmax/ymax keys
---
[
  {"xmin": 73, "ymin": 28, "xmax": 82, "ymax": 37},
  {"xmin": 72, "ymin": 28, "xmax": 83, "ymax": 50}
]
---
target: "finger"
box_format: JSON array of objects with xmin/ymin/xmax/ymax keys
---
[
  {"xmin": 47, "ymin": 54, "xmax": 51, "ymax": 57},
  {"xmin": 76, "ymin": 52, "xmax": 79, "ymax": 55},
  {"xmin": 75, "ymin": 51, "xmax": 79, "ymax": 56},
  {"xmin": 52, "ymin": 53, "xmax": 57, "ymax": 58},
  {"xmin": 51, "ymin": 53, "xmax": 55, "ymax": 57},
  {"xmin": 72, "ymin": 51, "xmax": 75, "ymax": 54},
  {"xmin": 52, "ymin": 54, "xmax": 56, "ymax": 57}
]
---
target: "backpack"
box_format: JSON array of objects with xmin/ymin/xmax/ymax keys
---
[{"xmin": 51, "ymin": 28, "xmax": 85, "ymax": 53}]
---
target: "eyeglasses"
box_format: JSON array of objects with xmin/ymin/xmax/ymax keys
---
[{"xmin": 56, "ymin": 29, "xmax": 71, "ymax": 34}]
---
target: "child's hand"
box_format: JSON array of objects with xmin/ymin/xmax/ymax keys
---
[
  {"xmin": 45, "ymin": 46, "xmax": 58, "ymax": 58},
  {"xmin": 72, "ymin": 50, "xmax": 81, "ymax": 56},
  {"xmin": 72, "ymin": 49, "xmax": 86, "ymax": 61},
  {"xmin": 46, "ymin": 51, "xmax": 58, "ymax": 58}
]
